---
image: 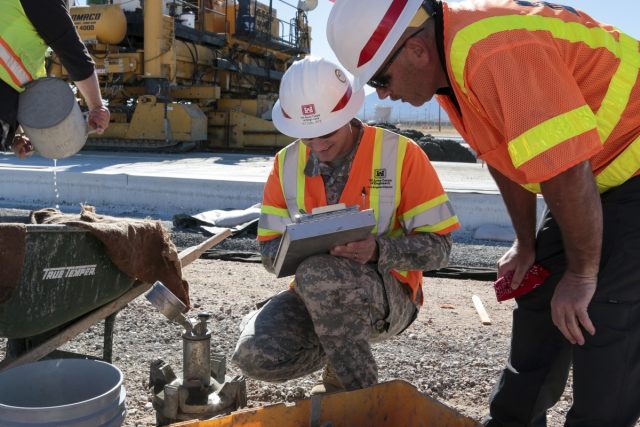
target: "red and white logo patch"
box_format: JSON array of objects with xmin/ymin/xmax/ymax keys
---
[{"xmin": 301, "ymin": 104, "xmax": 316, "ymax": 116}]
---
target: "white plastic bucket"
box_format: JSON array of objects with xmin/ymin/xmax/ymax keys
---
[
  {"xmin": 17, "ymin": 77, "xmax": 91, "ymax": 160},
  {"xmin": 0, "ymin": 358, "xmax": 126, "ymax": 427}
]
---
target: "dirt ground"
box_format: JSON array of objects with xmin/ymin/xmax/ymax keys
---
[{"xmin": 1, "ymin": 258, "xmax": 586, "ymax": 427}]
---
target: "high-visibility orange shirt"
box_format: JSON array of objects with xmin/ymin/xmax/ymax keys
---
[
  {"xmin": 259, "ymin": 124, "xmax": 459, "ymax": 241},
  {"xmin": 438, "ymin": 0, "xmax": 640, "ymax": 193},
  {"xmin": 258, "ymin": 124, "xmax": 460, "ymax": 301}
]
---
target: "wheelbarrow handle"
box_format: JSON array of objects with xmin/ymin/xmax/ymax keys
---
[{"xmin": 178, "ymin": 228, "xmax": 232, "ymax": 268}]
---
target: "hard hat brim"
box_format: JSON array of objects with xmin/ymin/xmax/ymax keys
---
[
  {"xmin": 328, "ymin": 0, "xmax": 423, "ymax": 91},
  {"xmin": 271, "ymin": 87, "xmax": 365, "ymax": 139}
]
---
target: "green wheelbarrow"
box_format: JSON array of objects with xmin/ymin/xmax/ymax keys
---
[
  {"xmin": 0, "ymin": 224, "xmax": 136, "ymax": 340},
  {"xmin": 0, "ymin": 223, "xmax": 230, "ymax": 372}
]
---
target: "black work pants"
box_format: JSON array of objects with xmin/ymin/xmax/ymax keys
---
[{"xmin": 485, "ymin": 176, "xmax": 640, "ymax": 427}]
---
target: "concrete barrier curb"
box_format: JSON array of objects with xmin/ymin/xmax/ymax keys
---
[{"xmin": 0, "ymin": 153, "xmax": 545, "ymax": 236}]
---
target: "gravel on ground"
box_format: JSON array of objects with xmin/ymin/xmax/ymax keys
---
[{"xmin": 1, "ymin": 207, "xmax": 635, "ymax": 427}]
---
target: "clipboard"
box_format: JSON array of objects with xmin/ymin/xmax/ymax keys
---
[{"xmin": 273, "ymin": 206, "xmax": 376, "ymax": 278}]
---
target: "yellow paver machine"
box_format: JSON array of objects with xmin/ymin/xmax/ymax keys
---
[{"xmin": 51, "ymin": 0, "xmax": 316, "ymax": 152}]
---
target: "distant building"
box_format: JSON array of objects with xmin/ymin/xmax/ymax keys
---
[
  {"xmin": 374, "ymin": 105, "xmax": 393, "ymax": 123},
  {"xmin": 359, "ymin": 92, "xmax": 451, "ymax": 124}
]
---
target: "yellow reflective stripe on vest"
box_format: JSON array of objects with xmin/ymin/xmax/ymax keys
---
[
  {"xmin": 258, "ymin": 205, "xmax": 290, "ymax": 236},
  {"xmin": 596, "ymin": 133, "xmax": 640, "ymax": 192},
  {"xmin": 296, "ymin": 143, "xmax": 307, "ymax": 212},
  {"xmin": 450, "ymin": 15, "xmax": 640, "ymax": 169},
  {"xmin": 451, "ymin": 15, "xmax": 640, "ymax": 97},
  {"xmin": 257, "ymin": 227, "xmax": 282, "ymax": 238},
  {"xmin": 280, "ymin": 142, "xmax": 307, "ymax": 218},
  {"xmin": 508, "ymin": 105, "xmax": 596, "ymax": 168},
  {"xmin": 262, "ymin": 205, "xmax": 290, "ymax": 217},
  {"xmin": 596, "ymin": 33, "xmax": 639, "ymax": 143},
  {"xmin": 0, "ymin": 37, "xmax": 32, "ymax": 87},
  {"xmin": 394, "ymin": 136, "xmax": 407, "ymax": 230},
  {"xmin": 414, "ymin": 215, "xmax": 460, "ymax": 233},
  {"xmin": 522, "ymin": 131, "xmax": 640, "ymax": 194},
  {"xmin": 400, "ymin": 193, "xmax": 457, "ymax": 231},
  {"xmin": 521, "ymin": 182, "xmax": 542, "ymax": 193},
  {"xmin": 277, "ymin": 146, "xmax": 287, "ymax": 201}
]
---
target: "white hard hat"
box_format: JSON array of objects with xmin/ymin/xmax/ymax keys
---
[
  {"xmin": 327, "ymin": 0, "xmax": 424, "ymax": 90},
  {"xmin": 272, "ymin": 56, "xmax": 364, "ymax": 139}
]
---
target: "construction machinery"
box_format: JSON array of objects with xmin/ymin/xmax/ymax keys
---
[{"xmin": 48, "ymin": 0, "xmax": 316, "ymax": 151}]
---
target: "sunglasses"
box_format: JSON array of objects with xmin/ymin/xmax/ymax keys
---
[{"xmin": 367, "ymin": 27, "xmax": 426, "ymax": 89}]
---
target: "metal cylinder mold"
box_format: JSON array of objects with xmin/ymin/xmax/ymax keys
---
[{"xmin": 182, "ymin": 312, "xmax": 212, "ymax": 387}]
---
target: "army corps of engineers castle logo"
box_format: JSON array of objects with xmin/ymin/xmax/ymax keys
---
[
  {"xmin": 300, "ymin": 102, "xmax": 321, "ymax": 126},
  {"xmin": 301, "ymin": 104, "xmax": 316, "ymax": 116},
  {"xmin": 370, "ymin": 168, "xmax": 392, "ymax": 189}
]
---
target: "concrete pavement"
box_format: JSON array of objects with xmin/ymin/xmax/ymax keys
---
[{"xmin": 0, "ymin": 151, "xmax": 544, "ymax": 233}]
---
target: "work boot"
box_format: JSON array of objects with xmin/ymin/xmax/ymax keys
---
[{"xmin": 310, "ymin": 364, "xmax": 345, "ymax": 395}]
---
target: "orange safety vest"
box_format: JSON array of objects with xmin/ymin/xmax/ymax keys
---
[
  {"xmin": 438, "ymin": 0, "xmax": 640, "ymax": 193},
  {"xmin": 258, "ymin": 123, "xmax": 460, "ymax": 300}
]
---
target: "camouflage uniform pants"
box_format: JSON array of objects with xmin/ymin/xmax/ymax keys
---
[
  {"xmin": 0, "ymin": 120, "xmax": 10, "ymax": 150},
  {"xmin": 231, "ymin": 254, "xmax": 418, "ymax": 390}
]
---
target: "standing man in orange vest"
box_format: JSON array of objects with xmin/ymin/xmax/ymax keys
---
[
  {"xmin": 0, "ymin": 0, "xmax": 109, "ymax": 159},
  {"xmin": 327, "ymin": 0, "xmax": 640, "ymax": 425},
  {"xmin": 232, "ymin": 56, "xmax": 459, "ymax": 393}
]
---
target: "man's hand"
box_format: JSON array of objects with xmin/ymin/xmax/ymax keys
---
[
  {"xmin": 541, "ymin": 160, "xmax": 601, "ymax": 345},
  {"xmin": 330, "ymin": 235, "xmax": 378, "ymax": 264},
  {"xmin": 87, "ymin": 105, "xmax": 110, "ymax": 134},
  {"xmin": 497, "ymin": 241, "xmax": 536, "ymax": 290},
  {"xmin": 74, "ymin": 72, "xmax": 109, "ymax": 134},
  {"xmin": 12, "ymin": 134, "xmax": 34, "ymax": 159},
  {"xmin": 487, "ymin": 166, "xmax": 538, "ymax": 291},
  {"xmin": 550, "ymin": 271, "xmax": 597, "ymax": 345}
]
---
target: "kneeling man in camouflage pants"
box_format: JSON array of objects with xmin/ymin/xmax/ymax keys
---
[{"xmin": 232, "ymin": 56, "xmax": 458, "ymax": 393}]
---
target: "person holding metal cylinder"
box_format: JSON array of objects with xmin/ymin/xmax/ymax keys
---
[
  {"xmin": 0, "ymin": 0, "xmax": 110, "ymax": 159},
  {"xmin": 232, "ymin": 56, "xmax": 459, "ymax": 394},
  {"xmin": 326, "ymin": 0, "xmax": 640, "ymax": 425}
]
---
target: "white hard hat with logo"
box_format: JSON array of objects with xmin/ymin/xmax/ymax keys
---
[
  {"xmin": 271, "ymin": 56, "xmax": 364, "ymax": 139},
  {"xmin": 327, "ymin": 0, "xmax": 424, "ymax": 90}
]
